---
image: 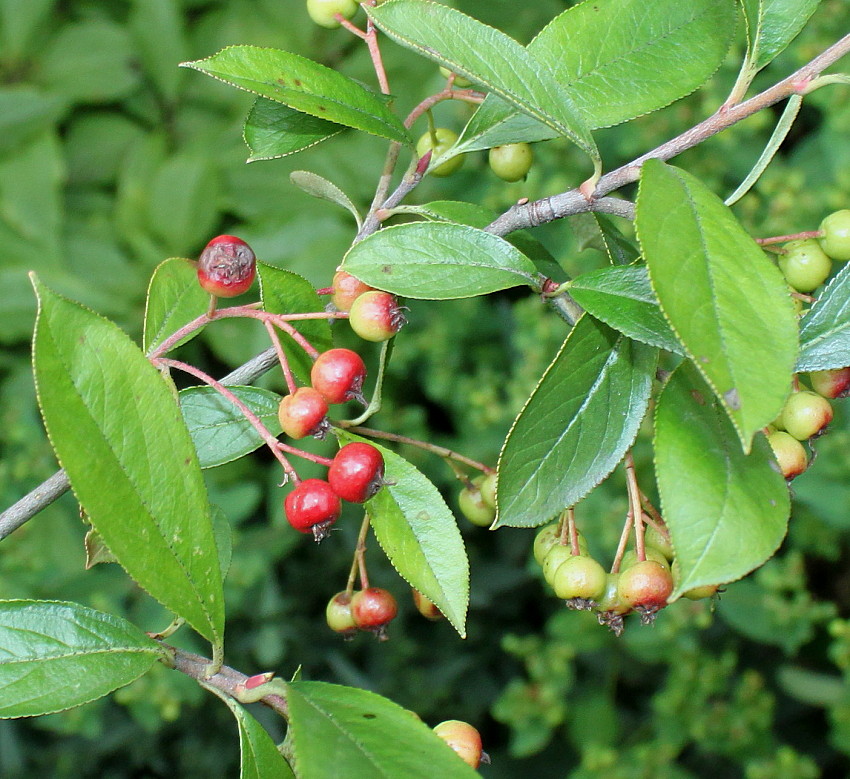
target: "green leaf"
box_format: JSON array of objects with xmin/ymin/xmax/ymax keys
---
[
  {"xmin": 143, "ymin": 257, "xmax": 210, "ymax": 355},
  {"xmin": 31, "ymin": 278, "xmax": 224, "ymax": 647},
  {"xmin": 456, "ymin": 0, "xmax": 736, "ymax": 151},
  {"xmin": 180, "ymin": 385, "xmax": 282, "ymax": 469},
  {"xmin": 211, "ymin": 506, "xmax": 233, "ymax": 581},
  {"xmin": 569, "ymin": 265, "xmax": 684, "ymax": 355},
  {"xmin": 129, "ymin": 0, "xmax": 186, "ymax": 103},
  {"xmin": 0, "ymin": 600, "xmax": 165, "ymax": 718},
  {"xmin": 209, "ymin": 690, "xmax": 295, "ymax": 779},
  {"xmin": 341, "ymin": 222, "xmax": 539, "ymax": 299},
  {"xmin": 257, "ymin": 263, "xmax": 333, "ymax": 384},
  {"xmin": 244, "ymin": 98, "xmax": 342, "ymax": 162},
  {"xmin": 742, "ymin": 0, "xmax": 821, "ymax": 72},
  {"xmin": 0, "ymin": 87, "xmax": 65, "ymax": 157},
  {"xmin": 290, "ymin": 170, "xmax": 362, "ymax": 229},
  {"xmin": 338, "ymin": 433, "xmax": 469, "ymax": 637},
  {"xmin": 569, "ymin": 213, "xmax": 640, "ymax": 266},
  {"xmin": 366, "ymin": 0, "xmax": 598, "ymax": 167},
  {"xmin": 182, "ymin": 46, "xmax": 410, "ymax": 145},
  {"xmin": 496, "ymin": 316, "xmax": 656, "ymax": 528},
  {"xmin": 796, "ymin": 262, "xmax": 850, "ymax": 371},
  {"xmin": 654, "ymin": 363, "xmax": 790, "ymax": 598},
  {"xmin": 636, "ymin": 160, "xmax": 798, "ymax": 450},
  {"xmin": 286, "ymin": 681, "xmax": 479, "ymax": 778}
]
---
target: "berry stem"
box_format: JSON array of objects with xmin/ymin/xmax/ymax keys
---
[
  {"xmin": 275, "ymin": 442, "xmax": 334, "ymax": 467},
  {"xmin": 263, "ymin": 320, "xmax": 298, "ymax": 395},
  {"xmin": 625, "ymin": 451, "xmax": 646, "ymax": 562},
  {"xmin": 342, "ymin": 338, "xmax": 392, "ymax": 426},
  {"xmin": 155, "ymin": 358, "xmax": 300, "ymax": 485},
  {"xmin": 346, "ymin": 511, "xmax": 373, "ymax": 595},
  {"xmin": 316, "ymin": 286, "xmax": 333, "ymax": 296},
  {"xmin": 756, "ymin": 230, "xmax": 824, "ymax": 246},
  {"xmin": 345, "ymin": 425, "xmax": 492, "ymax": 473},
  {"xmin": 638, "ymin": 491, "xmax": 668, "ymax": 535},
  {"xmin": 610, "ymin": 511, "xmax": 634, "ymax": 575}
]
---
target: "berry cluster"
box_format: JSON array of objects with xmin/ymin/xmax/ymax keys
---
[
  {"xmin": 535, "ymin": 517, "xmax": 717, "ymax": 636},
  {"xmin": 330, "ymin": 270, "xmax": 406, "ymax": 342},
  {"xmin": 776, "ymin": 209, "xmax": 850, "ymax": 293},
  {"xmin": 456, "ymin": 471, "xmax": 497, "ymax": 527}
]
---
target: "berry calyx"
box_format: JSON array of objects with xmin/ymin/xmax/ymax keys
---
[
  {"xmin": 326, "ymin": 591, "xmax": 357, "ymax": 637},
  {"xmin": 819, "ymin": 209, "xmax": 850, "ymax": 261},
  {"xmin": 439, "ymin": 67, "xmax": 473, "ymax": 88},
  {"xmin": 458, "ymin": 475, "xmax": 495, "ymax": 527},
  {"xmin": 432, "ymin": 720, "xmax": 483, "ymax": 769},
  {"xmin": 552, "ymin": 554, "xmax": 607, "ymax": 607},
  {"xmin": 284, "ymin": 478, "xmax": 341, "ymax": 542},
  {"xmin": 617, "ymin": 560, "xmax": 674, "ymax": 622},
  {"xmin": 350, "ymin": 587, "xmax": 398, "ymax": 639},
  {"xmin": 310, "ymin": 348, "xmax": 367, "ymax": 405},
  {"xmin": 328, "ymin": 442, "xmax": 385, "ymax": 503},
  {"xmin": 277, "ymin": 386, "xmax": 330, "ymax": 440},
  {"xmin": 780, "ymin": 390, "xmax": 833, "ymax": 440},
  {"xmin": 412, "ymin": 589, "xmax": 444, "ymax": 621},
  {"xmin": 488, "ymin": 142, "xmax": 534, "ymax": 182},
  {"xmin": 348, "ymin": 290, "xmax": 406, "ymax": 342},
  {"xmin": 596, "ymin": 573, "xmax": 629, "ymax": 636},
  {"xmin": 810, "ymin": 367, "xmax": 850, "ymax": 399},
  {"xmin": 197, "ymin": 235, "xmax": 256, "ymax": 298},
  {"xmin": 306, "ymin": 0, "xmax": 358, "ymax": 28},
  {"xmin": 767, "ymin": 430, "xmax": 809, "ymax": 479},
  {"xmin": 415, "ymin": 128, "xmax": 464, "ymax": 177},
  {"xmin": 778, "ymin": 239, "xmax": 832, "ymax": 292},
  {"xmin": 331, "ymin": 270, "xmax": 374, "ymax": 312}
]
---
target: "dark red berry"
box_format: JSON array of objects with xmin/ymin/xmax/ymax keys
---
[
  {"xmin": 328, "ymin": 442, "xmax": 385, "ymax": 503},
  {"xmin": 277, "ymin": 387, "xmax": 329, "ymax": 440},
  {"xmin": 284, "ymin": 478, "xmax": 341, "ymax": 542},
  {"xmin": 348, "ymin": 290, "xmax": 406, "ymax": 342},
  {"xmin": 310, "ymin": 348, "xmax": 367, "ymax": 405},
  {"xmin": 350, "ymin": 587, "xmax": 398, "ymax": 639},
  {"xmin": 197, "ymin": 235, "xmax": 256, "ymax": 297},
  {"xmin": 331, "ymin": 270, "xmax": 374, "ymax": 312},
  {"xmin": 326, "ymin": 591, "xmax": 357, "ymax": 637}
]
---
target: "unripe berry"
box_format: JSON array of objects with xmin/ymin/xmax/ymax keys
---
[
  {"xmin": 488, "ymin": 142, "xmax": 533, "ymax": 182},
  {"xmin": 306, "ymin": 0, "xmax": 358, "ymax": 28},
  {"xmin": 780, "ymin": 390, "xmax": 833, "ymax": 440},
  {"xmin": 348, "ymin": 290, "xmax": 406, "ymax": 342},
  {"xmin": 810, "ymin": 367, "xmax": 850, "ymax": 399},
  {"xmin": 415, "ymin": 128, "xmax": 464, "ymax": 177},
  {"xmin": 432, "ymin": 720, "xmax": 483, "ymax": 769},
  {"xmin": 778, "ymin": 239, "xmax": 832, "ymax": 292},
  {"xmin": 618, "ymin": 560, "xmax": 673, "ymax": 618},
  {"xmin": 284, "ymin": 478, "xmax": 341, "ymax": 542},
  {"xmin": 412, "ymin": 589, "xmax": 444, "ymax": 621},
  {"xmin": 819, "ymin": 209, "xmax": 850, "ymax": 261},
  {"xmin": 331, "ymin": 270, "xmax": 374, "ymax": 312},
  {"xmin": 326, "ymin": 591, "xmax": 357, "ymax": 636},
  {"xmin": 683, "ymin": 583, "xmax": 721, "ymax": 600},
  {"xmin": 644, "ymin": 525, "xmax": 674, "ymax": 561},
  {"xmin": 478, "ymin": 471, "xmax": 497, "ymax": 510},
  {"xmin": 197, "ymin": 235, "xmax": 256, "ymax": 297},
  {"xmin": 620, "ymin": 547, "xmax": 672, "ymax": 572},
  {"xmin": 767, "ymin": 430, "xmax": 809, "ymax": 479},
  {"xmin": 277, "ymin": 386, "xmax": 329, "ymax": 440},
  {"xmin": 596, "ymin": 574, "xmax": 629, "ymax": 615},
  {"xmin": 350, "ymin": 587, "xmax": 398, "ymax": 639},
  {"xmin": 551, "ymin": 555, "xmax": 607, "ymax": 602},
  {"xmin": 534, "ymin": 525, "xmax": 587, "ymax": 566},
  {"xmin": 328, "ymin": 442, "xmax": 385, "ymax": 503},
  {"xmin": 458, "ymin": 476, "xmax": 495, "ymax": 527},
  {"xmin": 542, "ymin": 544, "xmax": 578, "ymax": 586},
  {"xmin": 439, "ymin": 67, "xmax": 472, "ymax": 88},
  {"xmin": 310, "ymin": 348, "xmax": 367, "ymax": 405}
]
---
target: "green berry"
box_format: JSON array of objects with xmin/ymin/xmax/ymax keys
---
[
  {"xmin": 479, "ymin": 471, "xmax": 497, "ymax": 510},
  {"xmin": 541, "ymin": 544, "xmax": 575, "ymax": 585},
  {"xmin": 780, "ymin": 390, "xmax": 833, "ymax": 440},
  {"xmin": 438, "ymin": 67, "xmax": 472, "ymax": 88},
  {"xmin": 596, "ymin": 573, "xmax": 629, "ymax": 615},
  {"xmin": 551, "ymin": 555, "xmax": 607, "ymax": 601},
  {"xmin": 778, "ymin": 239, "xmax": 832, "ymax": 293},
  {"xmin": 416, "ymin": 128, "xmax": 463, "ymax": 177},
  {"xmin": 620, "ymin": 547, "xmax": 671, "ymax": 572},
  {"xmin": 533, "ymin": 524, "xmax": 587, "ymax": 565},
  {"xmin": 488, "ymin": 143, "xmax": 533, "ymax": 182},
  {"xmin": 819, "ymin": 209, "xmax": 850, "ymax": 261},
  {"xmin": 767, "ymin": 430, "xmax": 808, "ymax": 479},
  {"xmin": 306, "ymin": 0, "xmax": 358, "ymax": 28},
  {"xmin": 644, "ymin": 525, "xmax": 674, "ymax": 561},
  {"xmin": 683, "ymin": 583, "xmax": 721, "ymax": 600},
  {"xmin": 458, "ymin": 475, "xmax": 495, "ymax": 527}
]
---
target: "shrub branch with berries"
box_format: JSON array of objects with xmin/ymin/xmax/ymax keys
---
[{"xmin": 2, "ymin": 0, "xmax": 850, "ymax": 776}]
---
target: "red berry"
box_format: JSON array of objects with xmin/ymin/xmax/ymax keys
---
[
  {"xmin": 284, "ymin": 478, "xmax": 341, "ymax": 542},
  {"xmin": 328, "ymin": 442, "xmax": 385, "ymax": 503},
  {"xmin": 348, "ymin": 290, "xmax": 406, "ymax": 342},
  {"xmin": 326, "ymin": 591, "xmax": 357, "ymax": 637},
  {"xmin": 331, "ymin": 271, "xmax": 374, "ymax": 312},
  {"xmin": 412, "ymin": 589, "xmax": 444, "ymax": 621},
  {"xmin": 197, "ymin": 235, "xmax": 256, "ymax": 297},
  {"xmin": 277, "ymin": 387, "xmax": 329, "ymax": 440},
  {"xmin": 810, "ymin": 367, "xmax": 850, "ymax": 399},
  {"xmin": 349, "ymin": 587, "xmax": 398, "ymax": 639},
  {"xmin": 432, "ymin": 720, "xmax": 483, "ymax": 769},
  {"xmin": 310, "ymin": 348, "xmax": 367, "ymax": 405},
  {"xmin": 617, "ymin": 560, "xmax": 673, "ymax": 623}
]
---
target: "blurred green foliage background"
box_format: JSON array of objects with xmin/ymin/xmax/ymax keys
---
[{"xmin": 2, "ymin": 0, "xmax": 850, "ymax": 776}]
